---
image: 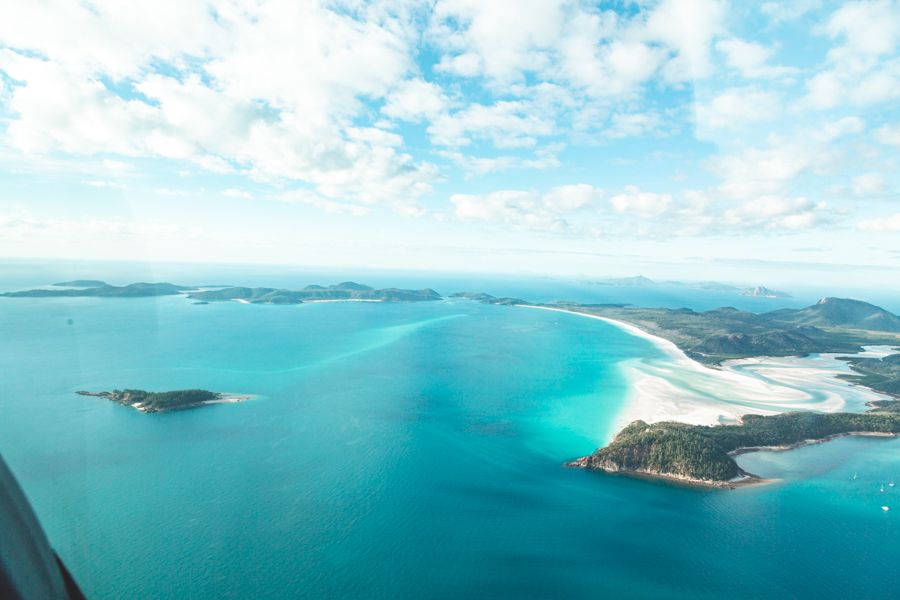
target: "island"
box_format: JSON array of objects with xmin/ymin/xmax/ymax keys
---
[
  {"xmin": 2, "ymin": 282, "xmax": 193, "ymax": 298},
  {"xmin": 569, "ymin": 402, "xmax": 900, "ymax": 487},
  {"xmin": 76, "ymin": 389, "xmax": 249, "ymax": 413},
  {"xmin": 187, "ymin": 282, "xmax": 441, "ymax": 304},
  {"xmin": 449, "ymin": 291, "xmax": 527, "ymax": 305}
]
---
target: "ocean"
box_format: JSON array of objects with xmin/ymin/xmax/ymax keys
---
[{"xmin": 1, "ymin": 261, "xmax": 899, "ymax": 599}]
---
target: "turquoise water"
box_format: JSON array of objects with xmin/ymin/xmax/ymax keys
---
[{"xmin": 2, "ymin": 275, "xmax": 900, "ymax": 598}]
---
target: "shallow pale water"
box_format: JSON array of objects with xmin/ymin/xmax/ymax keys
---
[{"xmin": 2, "ymin": 271, "xmax": 900, "ymax": 598}]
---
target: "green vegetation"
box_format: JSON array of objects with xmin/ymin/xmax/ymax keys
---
[
  {"xmin": 450, "ymin": 291, "xmax": 528, "ymax": 305},
  {"xmin": 559, "ymin": 299, "xmax": 900, "ymax": 365},
  {"xmin": 76, "ymin": 389, "xmax": 224, "ymax": 412},
  {"xmin": 3, "ymin": 282, "xmax": 191, "ymax": 298},
  {"xmin": 839, "ymin": 354, "xmax": 900, "ymax": 396},
  {"xmin": 766, "ymin": 297, "xmax": 900, "ymax": 331},
  {"xmin": 575, "ymin": 408, "xmax": 900, "ymax": 485},
  {"xmin": 189, "ymin": 282, "xmax": 441, "ymax": 304}
]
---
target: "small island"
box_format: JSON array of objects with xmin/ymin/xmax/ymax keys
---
[
  {"xmin": 77, "ymin": 389, "xmax": 249, "ymax": 413},
  {"xmin": 570, "ymin": 402, "xmax": 900, "ymax": 487},
  {"xmin": 449, "ymin": 291, "xmax": 528, "ymax": 305}
]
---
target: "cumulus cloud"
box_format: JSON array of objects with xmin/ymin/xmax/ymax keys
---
[
  {"xmin": 381, "ymin": 78, "xmax": 449, "ymax": 122},
  {"xmin": 449, "ymin": 183, "xmax": 827, "ymax": 238},
  {"xmin": 428, "ymin": 101, "xmax": 555, "ymax": 148},
  {"xmin": 716, "ymin": 38, "xmax": 798, "ymax": 79},
  {"xmin": 694, "ymin": 87, "xmax": 782, "ymax": 130},
  {"xmin": 0, "ymin": 1, "xmax": 437, "ymax": 213},
  {"xmin": 801, "ymin": 0, "xmax": 900, "ymax": 108},
  {"xmin": 450, "ymin": 184, "xmax": 605, "ymax": 232}
]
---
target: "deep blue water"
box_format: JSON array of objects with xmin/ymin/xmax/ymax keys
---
[{"xmin": 2, "ymin": 264, "xmax": 900, "ymax": 599}]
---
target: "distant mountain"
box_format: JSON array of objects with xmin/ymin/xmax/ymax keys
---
[
  {"xmin": 765, "ymin": 297, "xmax": 900, "ymax": 332},
  {"xmin": 588, "ymin": 276, "xmax": 792, "ymax": 298},
  {"xmin": 741, "ymin": 286, "xmax": 791, "ymax": 299}
]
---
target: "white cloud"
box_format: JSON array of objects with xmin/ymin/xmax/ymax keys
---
[
  {"xmin": 450, "ymin": 184, "xmax": 605, "ymax": 232},
  {"xmin": 760, "ymin": 1, "xmax": 823, "ymax": 24},
  {"xmin": 641, "ymin": 0, "xmax": 727, "ymax": 82},
  {"xmin": 605, "ymin": 112, "xmax": 666, "ymax": 139},
  {"xmin": 875, "ymin": 122, "xmax": 900, "ymax": 146},
  {"xmin": 824, "ymin": 0, "xmax": 900, "ymax": 57},
  {"xmin": 721, "ymin": 196, "xmax": 826, "ymax": 231},
  {"xmin": 711, "ymin": 144, "xmax": 814, "ymax": 199},
  {"xmin": 381, "ymin": 79, "xmax": 449, "ymax": 122},
  {"xmin": 694, "ymin": 88, "xmax": 782, "ymax": 130},
  {"xmin": 0, "ymin": 1, "xmax": 437, "ymax": 214},
  {"xmin": 852, "ymin": 172, "xmax": 886, "ymax": 196},
  {"xmin": 448, "ymin": 183, "xmax": 827, "ymax": 237},
  {"xmin": 223, "ymin": 188, "xmax": 253, "ymax": 200},
  {"xmin": 858, "ymin": 212, "xmax": 900, "ymax": 231},
  {"xmin": 428, "ymin": 101, "xmax": 554, "ymax": 148},
  {"xmin": 277, "ymin": 190, "xmax": 370, "ymax": 216},
  {"xmin": 83, "ymin": 179, "xmax": 127, "ymax": 190},
  {"xmin": 439, "ymin": 150, "xmax": 560, "ymax": 176},
  {"xmin": 609, "ymin": 186, "xmax": 672, "ymax": 217},
  {"xmin": 801, "ymin": 1, "xmax": 900, "ymax": 108},
  {"xmin": 429, "ymin": 0, "xmax": 727, "ymax": 97},
  {"xmin": 716, "ymin": 38, "xmax": 797, "ymax": 79},
  {"xmin": 709, "ymin": 119, "xmax": 864, "ymax": 199}
]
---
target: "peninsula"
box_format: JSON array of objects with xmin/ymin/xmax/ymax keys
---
[
  {"xmin": 569, "ymin": 402, "xmax": 900, "ymax": 487},
  {"xmin": 76, "ymin": 389, "xmax": 249, "ymax": 413},
  {"xmin": 452, "ymin": 291, "xmax": 900, "ymax": 486},
  {"xmin": 551, "ymin": 297, "xmax": 900, "ymax": 365}
]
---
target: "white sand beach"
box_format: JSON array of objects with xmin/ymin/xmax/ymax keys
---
[{"xmin": 522, "ymin": 305, "xmax": 897, "ymax": 435}]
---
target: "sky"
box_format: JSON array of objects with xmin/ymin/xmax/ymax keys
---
[{"xmin": 1, "ymin": 0, "xmax": 899, "ymax": 288}]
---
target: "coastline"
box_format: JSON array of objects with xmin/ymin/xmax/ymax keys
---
[
  {"xmin": 566, "ymin": 455, "xmax": 775, "ymax": 489},
  {"xmin": 519, "ymin": 304, "xmax": 897, "ymax": 435}
]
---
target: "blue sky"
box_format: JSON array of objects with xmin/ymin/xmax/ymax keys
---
[{"xmin": 1, "ymin": 0, "xmax": 899, "ymax": 287}]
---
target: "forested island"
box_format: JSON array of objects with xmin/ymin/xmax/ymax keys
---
[
  {"xmin": 570, "ymin": 402, "xmax": 900, "ymax": 487},
  {"xmin": 76, "ymin": 389, "xmax": 248, "ymax": 413},
  {"xmin": 188, "ymin": 282, "xmax": 441, "ymax": 304},
  {"xmin": 2, "ymin": 281, "xmax": 193, "ymax": 297}
]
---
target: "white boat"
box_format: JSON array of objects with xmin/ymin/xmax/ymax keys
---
[
  {"xmin": 881, "ymin": 484, "xmax": 885, "ymax": 492},
  {"xmin": 890, "ymin": 481, "xmax": 895, "ymax": 487},
  {"xmin": 882, "ymin": 506, "xmax": 890, "ymax": 512}
]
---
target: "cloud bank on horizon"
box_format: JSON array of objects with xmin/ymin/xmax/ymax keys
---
[{"xmin": 0, "ymin": 0, "xmax": 898, "ymax": 281}]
